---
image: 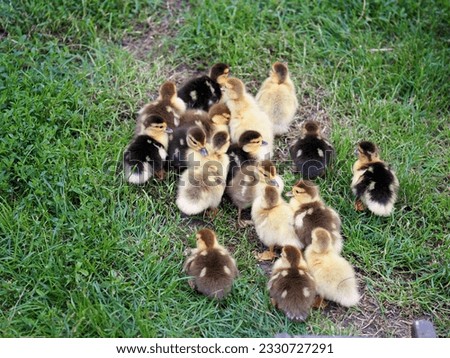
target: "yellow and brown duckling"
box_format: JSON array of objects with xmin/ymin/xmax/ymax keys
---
[
  {"xmin": 268, "ymin": 245, "xmax": 316, "ymax": 321},
  {"xmin": 226, "ymin": 159, "xmax": 283, "ymax": 228},
  {"xmin": 136, "ymin": 81, "xmax": 186, "ymax": 134},
  {"xmin": 304, "ymin": 228, "xmax": 360, "ymax": 307},
  {"xmin": 289, "ymin": 121, "xmax": 335, "ymax": 180},
  {"xmin": 178, "ymin": 63, "xmax": 230, "ymax": 111},
  {"xmin": 221, "ymin": 77, "xmax": 274, "ymax": 160},
  {"xmin": 252, "ymin": 185, "xmax": 302, "ymax": 261},
  {"xmin": 287, "ymin": 180, "xmax": 343, "ymax": 253},
  {"xmin": 208, "ymin": 102, "xmax": 231, "ymax": 136},
  {"xmin": 168, "ymin": 125, "xmax": 209, "ymax": 172},
  {"xmin": 176, "ymin": 131, "xmax": 230, "ymax": 218},
  {"xmin": 124, "ymin": 114, "xmax": 173, "ymax": 184},
  {"xmin": 351, "ymin": 141, "xmax": 399, "ymax": 216},
  {"xmin": 256, "ymin": 62, "xmax": 298, "ymax": 136},
  {"xmin": 183, "ymin": 228, "xmax": 239, "ymax": 300}
]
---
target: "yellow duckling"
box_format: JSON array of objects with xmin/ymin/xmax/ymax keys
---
[
  {"xmin": 256, "ymin": 62, "xmax": 298, "ymax": 135},
  {"xmin": 304, "ymin": 228, "xmax": 360, "ymax": 307},
  {"xmin": 252, "ymin": 185, "xmax": 302, "ymax": 261},
  {"xmin": 220, "ymin": 77, "xmax": 274, "ymax": 160},
  {"xmin": 176, "ymin": 131, "xmax": 230, "ymax": 217}
]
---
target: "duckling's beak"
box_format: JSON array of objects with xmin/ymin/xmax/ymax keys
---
[
  {"xmin": 269, "ymin": 179, "xmax": 279, "ymax": 187},
  {"xmin": 354, "ymin": 148, "xmax": 359, "ymax": 157},
  {"xmin": 200, "ymin": 147, "xmax": 209, "ymax": 157},
  {"xmin": 165, "ymin": 127, "xmax": 173, "ymax": 134},
  {"xmin": 261, "ymin": 140, "xmax": 268, "ymax": 146},
  {"xmin": 285, "ymin": 191, "xmax": 294, "ymax": 197}
]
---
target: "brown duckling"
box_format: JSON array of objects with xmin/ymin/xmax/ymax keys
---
[
  {"xmin": 268, "ymin": 245, "xmax": 316, "ymax": 321},
  {"xmin": 184, "ymin": 228, "xmax": 238, "ymax": 300},
  {"xmin": 226, "ymin": 159, "xmax": 283, "ymax": 228},
  {"xmin": 136, "ymin": 81, "xmax": 186, "ymax": 134},
  {"xmin": 287, "ymin": 180, "xmax": 343, "ymax": 253}
]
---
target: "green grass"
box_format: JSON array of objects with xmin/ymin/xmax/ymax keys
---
[{"xmin": 1, "ymin": 0, "xmax": 449, "ymax": 337}]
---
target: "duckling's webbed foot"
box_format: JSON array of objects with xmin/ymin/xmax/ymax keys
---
[
  {"xmin": 256, "ymin": 246, "xmax": 277, "ymax": 261},
  {"xmin": 205, "ymin": 207, "xmax": 219, "ymax": 220},
  {"xmin": 354, "ymin": 199, "xmax": 365, "ymax": 211},
  {"xmin": 237, "ymin": 219, "xmax": 253, "ymax": 229},
  {"xmin": 155, "ymin": 169, "xmax": 166, "ymax": 181},
  {"xmin": 312, "ymin": 295, "xmax": 328, "ymax": 309}
]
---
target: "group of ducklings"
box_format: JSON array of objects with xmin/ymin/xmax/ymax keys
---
[{"xmin": 123, "ymin": 62, "xmax": 400, "ymax": 322}]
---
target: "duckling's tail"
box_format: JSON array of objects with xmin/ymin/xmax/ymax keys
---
[
  {"xmin": 334, "ymin": 277, "xmax": 360, "ymax": 307},
  {"xmin": 125, "ymin": 162, "xmax": 151, "ymax": 185}
]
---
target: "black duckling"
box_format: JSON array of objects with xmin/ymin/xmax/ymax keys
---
[
  {"xmin": 167, "ymin": 126, "xmax": 209, "ymax": 172},
  {"xmin": 289, "ymin": 121, "xmax": 334, "ymax": 180},
  {"xmin": 178, "ymin": 63, "xmax": 230, "ymax": 111},
  {"xmin": 226, "ymin": 130, "xmax": 267, "ymax": 184},
  {"xmin": 124, "ymin": 115, "xmax": 173, "ymax": 184},
  {"xmin": 351, "ymin": 141, "xmax": 399, "ymax": 216}
]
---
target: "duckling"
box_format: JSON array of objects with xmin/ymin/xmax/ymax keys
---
[
  {"xmin": 268, "ymin": 245, "xmax": 316, "ymax": 321},
  {"xmin": 178, "ymin": 63, "xmax": 230, "ymax": 111},
  {"xmin": 167, "ymin": 125, "xmax": 209, "ymax": 172},
  {"xmin": 124, "ymin": 114, "xmax": 173, "ymax": 184},
  {"xmin": 289, "ymin": 121, "xmax": 335, "ymax": 180},
  {"xmin": 351, "ymin": 141, "xmax": 399, "ymax": 216},
  {"xmin": 221, "ymin": 77, "xmax": 274, "ymax": 160},
  {"xmin": 304, "ymin": 228, "xmax": 360, "ymax": 307},
  {"xmin": 178, "ymin": 109, "xmax": 215, "ymax": 138},
  {"xmin": 252, "ymin": 185, "xmax": 302, "ymax": 261},
  {"xmin": 287, "ymin": 180, "xmax": 343, "ymax": 253},
  {"xmin": 183, "ymin": 228, "xmax": 238, "ymax": 300},
  {"xmin": 176, "ymin": 131, "xmax": 230, "ymax": 217},
  {"xmin": 226, "ymin": 159, "xmax": 283, "ymax": 228},
  {"xmin": 226, "ymin": 130, "xmax": 267, "ymax": 184},
  {"xmin": 208, "ymin": 102, "xmax": 231, "ymax": 135},
  {"xmin": 256, "ymin": 62, "xmax": 298, "ymax": 136},
  {"xmin": 136, "ymin": 81, "xmax": 186, "ymax": 134}
]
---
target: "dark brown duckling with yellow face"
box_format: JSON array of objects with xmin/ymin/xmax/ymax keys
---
[{"xmin": 183, "ymin": 228, "xmax": 239, "ymax": 300}]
